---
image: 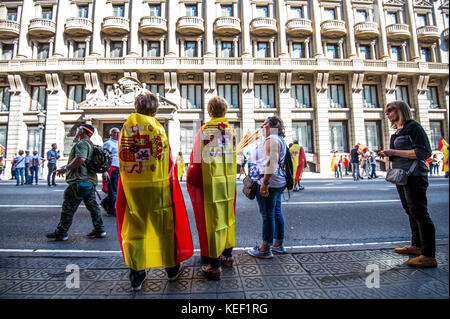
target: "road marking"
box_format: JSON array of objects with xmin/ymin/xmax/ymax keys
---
[
  {"xmin": 0, "ymin": 204, "xmax": 84, "ymax": 208},
  {"xmin": 303, "ymin": 186, "xmax": 358, "ymax": 189},
  {"xmin": 282, "ymin": 199, "xmax": 400, "ymax": 205}
]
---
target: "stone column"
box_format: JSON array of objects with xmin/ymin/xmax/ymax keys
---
[
  {"xmin": 68, "ymin": 40, "xmax": 73, "ymax": 58},
  {"xmin": 349, "ymin": 76, "xmax": 366, "ymax": 151},
  {"xmin": 401, "ymin": 42, "xmax": 407, "ymax": 61},
  {"xmin": 431, "ymin": 43, "xmax": 437, "ymax": 62},
  {"xmin": 311, "ymin": 0, "xmax": 323, "ymax": 57},
  {"xmin": 160, "ymin": 38, "xmax": 165, "ymax": 57},
  {"xmin": 197, "ymin": 38, "xmax": 202, "ymax": 57},
  {"xmin": 122, "ymin": 38, "xmax": 127, "ymax": 56},
  {"xmin": 288, "ymin": 41, "xmax": 293, "ymax": 57},
  {"xmin": 370, "ymin": 40, "xmax": 376, "ymax": 59},
  {"xmin": 338, "ymin": 39, "xmax": 344, "ymax": 58},
  {"xmin": 48, "ymin": 38, "xmax": 54, "ymax": 57},
  {"xmin": 406, "ymin": 0, "xmax": 420, "ymax": 61},
  {"xmin": 17, "ymin": 0, "xmax": 34, "ymax": 58},
  {"xmin": 233, "ymin": 38, "xmax": 238, "ymax": 57},
  {"xmin": 314, "ymin": 78, "xmax": 332, "ymax": 173},
  {"xmin": 305, "ymin": 38, "xmax": 310, "ymax": 58},
  {"xmin": 376, "ymin": 0, "xmax": 389, "ymax": 60},
  {"xmin": 276, "ymin": 0, "xmax": 288, "ymax": 56},
  {"xmin": 32, "ymin": 41, "xmax": 37, "ymax": 58},
  {"xmin": 166, "ymin": 0, "xmax": 179, "ymax": 56},
  {"xmin": 53, "ymin": 0, "xmax": 69, "ymax": 57},
  {"xmin": 204, "ymin": 0, "xmax": 215, "ymax": 57},
  {"xmin": 143, "ymin": 40, "xmax": 148, "ymax": 57},
  {"xmin": 180, "ymin": 39, "xmax": 184, "ymax": 56},
  {"xmin": 128, "ymin": 0, "xmax": 142, "ymax": 56},
  {"xmin": 241, "ymin": 0, "xmax": 252, "ymax": 56},
  {"xmin": 412, "ymin": 77, "xmax": 431, "ymax": 136},
  {"xmin": 344, "ymin": 0, "xmax": 357, "ymax": 58},
  {"xmin": 269, "ymin": 39, "xmax": 274, "ymax": 57},
  {"xmin": 90, "ymin": 0, "xmax": 106, "ymax": 56},
  {"xmin": 279, "ymin": 73, "xmax": 293, "ymax": 143},
  {"xmin": 85, "ymin": 37, "xmax": 90, "ymax": 55},
  {"xmin": 105, "ymin": 39, "xmax": 110, "ymax": 57},
  {"xmin": 217, "ymin": 40, "xmax": 222, "ymax": 57}
]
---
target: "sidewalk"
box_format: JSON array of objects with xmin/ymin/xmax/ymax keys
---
[{"xmin": 0, "ymin": 241, "xmax": 448, "ymax": 299}]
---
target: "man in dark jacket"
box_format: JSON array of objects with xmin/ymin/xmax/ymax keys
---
[{"xmin": 350, "ymin": 145, "xmax": 360, "ymax": 181}]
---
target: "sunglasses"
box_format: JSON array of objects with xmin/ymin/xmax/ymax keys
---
[{"xmin": 384, "ymin": 107, "xmax": 395, "ymax": 114}]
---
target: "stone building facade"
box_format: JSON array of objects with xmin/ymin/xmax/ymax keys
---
[{"xmin": 0, "ymin": 0, "xmax": 448, "ymax": 177}]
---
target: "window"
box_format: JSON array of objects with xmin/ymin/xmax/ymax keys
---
[
  {"xmin": 221, "ymin": 5, "xmax": 233, "ymax": 17},
  {"xmin": 328, "ymin": 84, "xmax": 346, "ymax": 108},
  {"xmin": 78, "ymin": 5, "xmax": 88, "ymax": 18},
  {"xmin": 185, "ymin": 4, "xmax": 197, "ymax": 16},
  {"xmin": 67, "ymin": 85, "xmax": 86, "ymax": 110},
  {"xmin": 387, "ymin": 12, "xmax": 398, "ymax": 24},
  {"xmin": 180, "ymin": 84, "xmax": 202, "ymax": 109},
  {"xmin": 73, "ymin": 42, "xmax": 86, "ymax": 58},
  {"xmin": 110, "ymin": 41, "xmax": 123, "ymax": 57},
  {"xmin": 391, "ymin": 46, "xmax": 402, "ymax": 61},
  {"xmin": 254, "ymin": 84, "xmax": 275, "ymax": 108},
  {"xmin": 184, "ymin": 41, "xmax": 197, "ymax": 57},
  {"xmin": 291, "ymin": 7, "xmax": 303, "ymax": 18},
  {"xmin": 146, "ymin": 84, "xmax": 164, "ymax": 97},
  {"xmin": 217, "ymin": 84, "xmax": 239, "ymax": 108},
  {"xmin": 429, "ymin": 121, "xmax": 443, "ymax": 150},
  {"xmin": 7, "ymin": 8, "xmax": 17, "ymax": 21},
  {"xmin": 42, "ymin": 6, "xmax": 53, "ymax": 19},
  {"xmin": 329, "ymin": 121, "xmax": 349, "ymax": 152},
  {"xmin": 359, "ymin": 45, "xmax": 371, "ymax": 59},
  {"xmin": 229, "ymin": 122, "xmax": 241, "ymax": 144},
  {"xmin": 113, "ymin": 4, "xmax": 125, "ymax": 17},
  {"xmin": 37, "ymin": 43, "xmax": 49, "ymax": 59},
  {"xmin": 257, "ymin": 42, "xmax": 269, "ymax": 58},
  {"xmin": 292, "ymin": 43, "xmax": 305, "ymax": 58},
  {"xmin": 256, "ymin": 6, "xmax": 268, "ymax": 18},
  {"xmin": 0, "ymin": 87, "xmax": 10, "ymax": 111},
  {"xmin": 395, "ymin": 86, "xmax": 409, "ymax": 105},
  {"xmin": 416, "ymin": 14, "xmax": 427, "ymax": 27},
  {"xmin": 149, "ymin": 4, "xmax": 161, "ymax": 16},
  {"xmin": 291, "ymin": 84, "xmax": 311, "ymax": 108},
  {"xmin": 27, "ymin": 126, "xmax": 43, "ymax": 156},
  {"xmin": 324, "ymin": 8, "xmax": 336, "ymax": 20},
  {"xmin": 1, "ymin": 44, "xmax": 13, "ymax": 60},
  {"xmin": 421, "ymin": 47, "xmax": 432, "ymax": 62},
  {"xmin": 365, "ymin": 121, "xmax": 383, "ymax": 151},
  {"xmin": 355, "ymin": 10, "xmax": 368, "ymax": 23},
  {"xmin": 148, "ymin": 42, "xmax": 160, "ymax": 57},
  {"xmin": 427, "ymin": 87, "xmax": 439, "ymax": 109},
  {"xmin": 180, "ymin": 122, "xmax": 196, "ymax": 155},
  {"xmin": 64, "ymin": 124, "xmax": 78, "ymax": 157},
  {"xmin": 363, "ymin": 85, "xmax": 379, "ymax": 108},
  {"xmin": 221, "ymin": 42, "xmax": 234, "ymax": 58},
  {"xmin": 326, "ymin": 44, "xmax": 340, "ymax": 59},
  {"xmin": 30, "ymin": 86, "xmax": 47, "ymax": 111},
  {"xmin": 0, "ymin": 125, "xmax": 6, "ymax": 151},
  {"xmin": 446, "ymin": 14, "xmax": 449, "ymax": 28},
  {"xmin": 292, "ymin": 122, "xmax": 313, "ymax": 153}
]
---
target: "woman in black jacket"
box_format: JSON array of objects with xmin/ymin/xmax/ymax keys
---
[{"xmin": 379, "ymin": 101, "xmax": 437, "ymax": 268}]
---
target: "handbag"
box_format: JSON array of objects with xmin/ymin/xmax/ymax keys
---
[
  {"xmin": 385, "ymin": 160, "xmax": 418, "ymax": 186},
  {"xmin": 242, "ymin": 175, "xmax": 258, "ymax": 200}
]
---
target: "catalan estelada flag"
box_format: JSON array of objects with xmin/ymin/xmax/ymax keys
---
[
  {"xmin": 186, "ymin": 117, "xmax": 236, "ymax": 258},
  {"xmin": 237, "ymin": 130, "xmax": 260, "ymax": 153},
  {"xmin": 116, "ymin": 113, "xmax": 193, "ymax": 271},
  {"xmin": 290, "ymin": 144, "xmax": 306, "ymax": 181}
]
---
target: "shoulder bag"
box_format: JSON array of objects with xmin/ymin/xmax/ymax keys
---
[{"xmin": 385, "ymin": 160, "xmax": 418, "ymax": 186}]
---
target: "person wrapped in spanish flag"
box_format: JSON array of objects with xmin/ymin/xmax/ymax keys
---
[
  {"xmin": 116, "ymin": 93, "xmax": 194, "ymax": 291},
  {"xmin": 289, "ymin": 140, "xmax": 306, "ymax": 191},
  {"xmin": 187, "ymin": 96, "xmax": 237, "ymax": 280}
]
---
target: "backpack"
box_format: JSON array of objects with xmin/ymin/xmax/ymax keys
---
[
  {"xmin": 279, "ymin": 141, "xmax": 294, "ymax": 191},
  {"xmin": 86, "ymin": 142, "xmax": 112, "ymax": 174}
]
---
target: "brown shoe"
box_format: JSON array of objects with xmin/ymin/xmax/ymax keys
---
[
  {"xmin": 201, "ymin": 265, "xmax": 222, "ymax": 280},
  {"xmin": 407, "ymin": 255, "xmax": 438, "ymax": 268},
  {"xmin": 394, "ymin": 246, "xmax": 422, "ymax": 255},
  {"xmin": 220, "ymin": 255, "xmax": 234, "ymax": 267}
]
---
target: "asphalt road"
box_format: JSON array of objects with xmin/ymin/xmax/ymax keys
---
[{"xmin": 0, "ymin": 176, "xmax": 448, "ymax": 251}]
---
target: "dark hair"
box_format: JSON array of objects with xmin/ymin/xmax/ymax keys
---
[
  {"xmin": 293, "ymin": 140, "xmax": 298, "ymax": 144},
  {"xmin": 18, "ymin": 150, "xmax": 24, "ymax": 155},
  {"xmin": 52, "ymin": 143, "xmax": 57, "ymax": 148},
  {"xmin": 267, "ymin": 116, "xmax": 285, "ymax": 137},
  {"xmin": 135, "ymin": 93, "xmax": 158, "ymax": 116}
]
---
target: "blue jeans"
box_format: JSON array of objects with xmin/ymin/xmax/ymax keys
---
[
  {"xmin": 101, "ymin": 168, "xmax": 119, "ymax": 215},
  {"xmin": 15, "ymin": 167, "xmax": 24, "ymax": 185},
  {"xmin": 31, "ymin": 166, "xmax": 39, "ymax": 184},
  {"xmin": 370, "ymin": 163, "xmax": 377, "ymax": 178},
  {"xmin": 47, "ymin": 163, "xmax": 57, "ymax": 185},
  {"xmin": 351, "ymin": 163, "xmax": 360, "ymax": 181},
  {"xmin": 255, "ymin": 186, "xmax": 285, "ymax": 246}
]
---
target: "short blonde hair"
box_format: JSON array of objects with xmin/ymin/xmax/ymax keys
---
[
  {"xmin": 207, "ymin": 96, "xmax": 228, "ymax": 118},
  {"xmin": 386, "ymin": 100, "xmax": 413, "ymax": 129}
]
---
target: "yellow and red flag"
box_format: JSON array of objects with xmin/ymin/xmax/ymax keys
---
[
  {"xmin": 186, "ymin": 117, "xmax": 236, "ymax": 258},
  {"xmin": 237, "ymin": 130, "xmax": 260, "ymax": 153},
  {"xmin": 438, "ymin": 137, "xmax": 449, "ymax": 173},
  {"xmin": 116, "ymin": 113, "xmax": 193, "ymax": 270},
  {"xmin": 292, "ymin": 145, "xmax": 306, "ymax": 181}
]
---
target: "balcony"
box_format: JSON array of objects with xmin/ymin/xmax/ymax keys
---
[
  {"xmin": 139, "ymin": 16, "xmax": 167, "ymax": 35},
  {"xmin": 28, "ymin": 18, "xmax": 56, "ymax": 37},
  {"xmin": 286, "ymin": 18, "xmax": 313, "ymax": 37},
  {"xmin": 250, "ymin": 17, "xmax": 277, "ymax": 36},
  {"xmin": 354, "ymin": 22, "xmax": 379, "ymax": 39},
  {"xmin": 64, "ymin": 17, "xmax": 93, "ymax": 36},
  {"xmin": 0, "ymin": 19, "xmax": 20, "ymax": 38},
  {"xmin": 102, "ymin": 16, "xmax": 130, "ymax": 35},
  {"xmin": 444, "ymin": 28, "xmax": 449, "ymax": 41},
  {"xmin": 320, "ymin": 20, "xmax": 347, "ymax": 38},
  {"xmin": 416, "ymin": 25, "xmax": 440, "ymax": 42},
  {"xmin": 386, "ymin": 24, "xmax": 410, "ymax": 40},
  {"xmin": 214, "ymin": 17, "xmax": 241, "ymax": 36},
  {"xmin": 176, "ymin": 16, "xmax": 204, "ymax": 35}
]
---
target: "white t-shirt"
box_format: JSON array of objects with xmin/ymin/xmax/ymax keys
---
[{"xmin": 103, "ymin": 138, "xmax": 119, "ymax": 168}]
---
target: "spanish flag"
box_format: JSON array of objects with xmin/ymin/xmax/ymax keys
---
[
  {"xmin": 186, "ymin": 117, "xmax": 236, "ymax": 258},
  {"xmin": 116, "ymin": 113, "xmax": 193, "ymax": 271},
  {"xmin": 290, "ymin": 144, "xmax": 306, "ymax": 181},
  {"xmin": 438, "ymin": 137, "xmax": 449, "ymax": 173}
]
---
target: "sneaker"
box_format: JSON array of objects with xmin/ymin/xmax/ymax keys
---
[
  {"xmin": 271, "ymin": 245, "xmax": 287, "ymax": 254},
  {"xmin": 201, "ymin": 264, "xmax": 222, "ymax": 281},
  {"xmin": 247, "ymin": 246, "xmax": 273, "ymax": 259},
  {"xmin": 298, "ymin": 186, "xmax": 305, "ymax": 191},
  {"xmin": 129, "ymin": 269, "xmax": 147, "ymax": 291},
  {"xmin": 46, "ymin": 232, "xmax": 68, "ymax": 241},
  {"xmin": 86, "ymin": 230, "xmax": 106, "ymax": 238},
  {"xmin": 168, "ymin": 263, "xmax": 185, "ymax": 281}
]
